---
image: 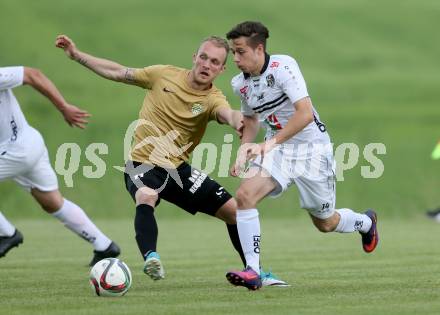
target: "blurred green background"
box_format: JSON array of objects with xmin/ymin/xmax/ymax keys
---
[{"xmin": 1, "ymin": 0, "xmax": 439, "ymax": 219}]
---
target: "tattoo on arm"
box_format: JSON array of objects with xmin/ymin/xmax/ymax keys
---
[
  {"xmin": 76, "ymin": 58, "xmax": 88, "ymax": 66},
  {"xmin": 124, "ymin": 68, "xmax": 135, "ymax": 83}
]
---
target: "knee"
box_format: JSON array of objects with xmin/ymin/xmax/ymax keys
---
[
  {"xmin": 41, "ymin": 199, "xmax": 63, "ymax": 213},
  {"xmin": 236, "ymin": 187, "xmax": 256, "ymax": 209},
  {"xmin": 217, "ymin": 198, "xmax": 237, "ymax": 225},
  {"xmin": 135, "ymin": 187, "xmax": 158, "ymax": 207},
  {"xmin": 34, "ymin": 191, "xmax": 63, "ymax": 213}
]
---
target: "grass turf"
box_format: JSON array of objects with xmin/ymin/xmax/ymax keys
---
[{"xmin": 1, "ymin": 216, "xmax": 439, "ymax": 315}]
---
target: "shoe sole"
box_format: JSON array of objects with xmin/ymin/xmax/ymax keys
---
[
  {"xmin": 262, "ymin": 282, "xmax": 291, "ymax": 287},
  {"xmin": 144, "ymin": 258, "xmax": 164, "ymax": 280},
  {"xmin": 363, "ymin": 210, "xmax": 378, "ymax": 253},
  {"xmin": 226, "ymin": 272, "xmax": 261, "ymax": 291},
  {"xmin": 0, "ymin": 239, "xmax": 23, "ymax": 258}
]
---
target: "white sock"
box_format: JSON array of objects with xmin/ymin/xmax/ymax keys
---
[
  {"xmin": 237, "ymin": 208, "xmax": 260, "ymax": 274},
  {"xmin": 52, "ymin": 199, "xmax": 111, "ymax": 251},
  {"xmin": 334, "ymin": 208, "xmax": 372, "ymax": 233},
  {"xmin": 0, "ymin": 211, "xmax": 15, "ymax": 237}
]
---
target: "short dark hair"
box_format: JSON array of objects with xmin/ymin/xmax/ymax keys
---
[
  {"xmin": 226, "ymin": 21, "xmax": 269, "ymax": 50},
  {"xmin": 199, "ymin": 36, "xmax": 230, "ymax": 65}
]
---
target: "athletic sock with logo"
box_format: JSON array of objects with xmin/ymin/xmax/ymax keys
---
[
  {"xmin": 226, "ymin": 224, "xmax": 246, "ymax": 267},
  {"xmin": 52, "ymin": 199, "xmax": 112, "ymax": 251},
  {"xmin": 334, "ymin": 208, "xmax": 372, "ymax": 233},
  {"xmin": 236, "ymin": 208, "xmax": 260, "ymax": 274},
  {"xmin": 0, "ymin": 211, "xmax": 15, "ymax": 237},
  {"xmin": 134, "ymin": 204, "xmax": 158, "ymax": 259}
]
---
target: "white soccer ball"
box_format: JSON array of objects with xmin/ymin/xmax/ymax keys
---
[{"xmin": 89, "ymin": 258, "xmax": 132, "ymax": 297}]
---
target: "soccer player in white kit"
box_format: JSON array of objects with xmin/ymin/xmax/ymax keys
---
[
  {"xmin": 224, "ymin": 21, "xmax": 379, "ymax": 290},
  {"xmin": 0, "ymin": 66, "xmax": 120, "ymax": 265}
]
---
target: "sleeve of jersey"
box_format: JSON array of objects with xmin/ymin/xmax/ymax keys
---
[
  {"xmin": 240, "ymin": 98, "xmax": 254, "ymax": 116},
  {"xmin": 133, "ymin": 65, "xmax": 166, "ymax": 89},
  {"xmin": 208, "ymin": 90, "xmax": 231, "ymax": 121},
  {"xmin": 278, "ymin": 59, "xmax": 309, "ymax": 104},
  {"xmin": 231, "ymin": 76, "xmax": 254, "ymax": 116},
  {"xmin": 0, "ymin": 66, "xmax": 24, "ymax": 91}
]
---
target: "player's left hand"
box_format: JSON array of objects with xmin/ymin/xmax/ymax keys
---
[
  {"xmin": 231, "ymin": 111, "xmax": 244, "ymax": 139},
  {"xmin": 60, "ymin": 104, "xmax": 91, "ymax": 129},
  {"xmin": 55, "ymin": 35, "xmax": 78, "ymax": 60},
  {"xmin": 247, "ymin": 138, "xmax": 278, "ymax": 162}
]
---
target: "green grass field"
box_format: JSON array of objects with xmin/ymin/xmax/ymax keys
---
[
  {"xmin": 1, "ymin": 217, "xmax": 440, "ymax": 315},
  {"xmin": 1, "ymin": 0, "xmax": 440, "ymax": 314}
]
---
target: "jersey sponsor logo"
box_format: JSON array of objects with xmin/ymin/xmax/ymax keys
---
[
  {"xmin": 265, "ymin": 74, "xmax": 275, "ymax": 87},
  {"xmin": 191, "ymin": 103, "xmax": 204, "ymax": 115},
  {"xmin": 270, "ymin": 61, "xmax": 280, "ymax": 68},
  {"xmin": 257, "ymin": 93, "xmax": 264, "ymax": 101},
  {"xmin": 163, "ymin": 87, "xmax": 176, "ymax": 93},
  {"xmin": 188, "ymin": 169, "xmax": 207, "ymax": 193}
]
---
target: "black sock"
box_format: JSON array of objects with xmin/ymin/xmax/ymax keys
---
[
  {"xmin": 134, "ymin": 204, "xmax": 158, "ymax": 259},
  {"xmin": 227, "ymin": 224, "xmax": 246, "ymax": 267}
]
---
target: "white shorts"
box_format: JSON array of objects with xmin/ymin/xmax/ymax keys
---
[
  {"xmin": 251, "ymin": 143, "xmax": 336, "ymax": 219},
  {"xmin": 0, "ymin": 127, "xmax": 58, "ymax": 192}
]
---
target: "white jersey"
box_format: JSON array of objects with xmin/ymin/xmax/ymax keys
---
[
  {"xmin": 0, "ymin": 66, "xmax": 30, "ymax": 151},
  {"xmin": 231, "ymin": 54, "xmax": 330, "ymax": 146}
]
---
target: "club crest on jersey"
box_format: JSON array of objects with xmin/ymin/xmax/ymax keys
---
[
  {"xmin": 265, "ymin": 114, "xmax": 282, "ymax": 130},
  {"xmin": 270, "ymin": 61, "xmax": 280, "ymax": 68},
  {"xmin": 266, "ymin": 74, "xmax": 275, "ymax": 87},
  {"xmin": 191, "ymin": 103, "xmax": 204, "ymax": 115}
]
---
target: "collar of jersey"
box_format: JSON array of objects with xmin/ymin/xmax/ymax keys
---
[
  {"xmin": 243, "ymin": 53, "xmax": 270, "ymax": 79},
  {"xmin": 183, "ymin": 69, "xmax": 212, "ymax": 95}
]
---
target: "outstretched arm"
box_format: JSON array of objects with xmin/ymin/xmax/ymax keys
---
[
  {"xmin": 55, "ymin": 34, "xmax": 137, "ymax": 84},
  {"xmin": 217, "ymin": 107, "xmax": 244, "ymax": 138},
  {"xmin": 23, "ymin": 67, "xmax": 89, "ymax": 129}
]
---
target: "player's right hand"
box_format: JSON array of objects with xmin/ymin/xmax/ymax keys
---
[
  {"xmin": 60, "ymin": 104, "xmax": 91, "ymax": 129},
  {"xmin": 55, "ymin": 35, "xmax": 77, "ymax": 60},
  {"xmin": 230, "ymin": 146, "xmax": 249, "ymax": 177},
  {"xmin": 230, "ymin": 160, "xmax": 242, "ymax": 177}
]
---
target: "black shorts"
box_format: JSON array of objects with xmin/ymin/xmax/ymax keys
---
[{"xmin": 124, "ymin": 161, "xmax": 232, "ymax": 216}]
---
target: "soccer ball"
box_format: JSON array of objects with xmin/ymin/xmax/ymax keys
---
[{"xmin": 89, "ymin": 258, "xmax": 132, "ymax": 297}]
